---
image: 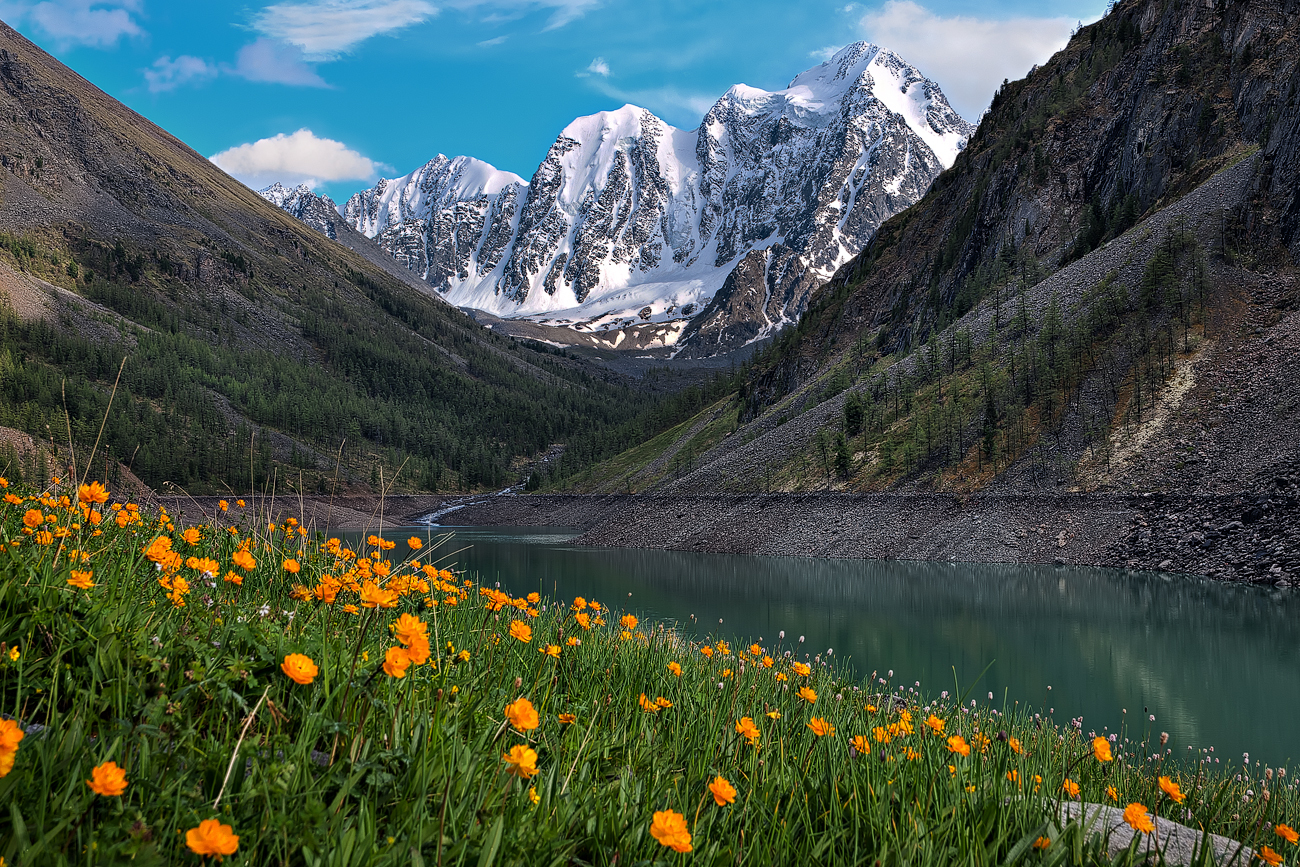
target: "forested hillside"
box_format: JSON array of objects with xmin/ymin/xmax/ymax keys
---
[{"xmin": 0, "ymin": 24, "xmax": 705, "ymax": 495}]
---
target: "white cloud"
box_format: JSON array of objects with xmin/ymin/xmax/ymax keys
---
[
  {"xmin": 231, "ymin": 39, "xmax": 329, "ymax": 87},
  {"xmin": 209, "ymin": 129, "xmax": 384, "ymax": 190},
  {"xmin": 584, "ymin": 56, "xmax": 609, "ymax": 77},
  {"xmin": 143, "ymin": 56, "xmax": 218, "ymax": 93},
  {"xmin": 1, "ymin": 0, "xmax": 143, "ymax": 48},
  {"xmin": 442, "ymin": 0, "xmax": 603, "ymax": 31},
  {"xmin": 808, "ymin": 45, "xmax": 844, "ymax": 63},
  {"xmin": 251, "ymin": 0, "xmax": 437, "ymax": 60},
  {"xmin": 476, "ymin": 35, "xmax": 508, "ymax": 47},
  {"xmin": 857, "ymin": 0, "xmax": 1079, "ymax": 120}
]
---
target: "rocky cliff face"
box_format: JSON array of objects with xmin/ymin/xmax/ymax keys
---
[
  {"xmin": 319, "ymin": 44, "xmax": 973, "ymax": 357},
  {"xmin": 745, "ymin": 0, "xmax": 1300, "ymax": 410}
]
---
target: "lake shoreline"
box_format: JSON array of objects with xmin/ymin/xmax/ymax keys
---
[{"xmin": 430, "ymin": 491, "xmax": 1299, "ymax": 585}]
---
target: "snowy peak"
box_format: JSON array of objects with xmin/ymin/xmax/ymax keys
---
[
  {"xmin": 307, "ymin": 44, "xmax": 975, "ymax": 356},
  {"xmin": 258, "ymin": 183, "xmax": 341, "ymax": 240}
]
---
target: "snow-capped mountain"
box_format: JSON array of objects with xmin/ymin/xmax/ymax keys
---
[
  {"xmin": 258, "ymin": 183, "xmax": 342, "ymax": 240},
  {"xmin": 288, "ymin": 44, "xmax": 974, "ymax": 355}
]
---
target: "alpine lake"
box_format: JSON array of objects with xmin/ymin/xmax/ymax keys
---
[{"xmin": 340, "ymin": 525, "xmax": 1300, "ymax": 771}]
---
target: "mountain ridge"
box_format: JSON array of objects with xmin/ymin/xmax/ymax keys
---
[{"xmin": 280, "ymin": 43, "xmax": 974, "ymax": 357}]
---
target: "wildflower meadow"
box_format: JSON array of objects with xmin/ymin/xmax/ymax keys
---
[{"xmin": 0, "ymin": 477, "xmax": 1296, "ymax": 865}]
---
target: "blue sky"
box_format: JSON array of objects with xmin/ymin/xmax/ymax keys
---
[{"xmin": 1, "ymin": 0, "xmax": 1106, "ymax": 203}]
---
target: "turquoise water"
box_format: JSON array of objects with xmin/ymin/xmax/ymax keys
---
[{"xmin": 348, "ymin": 525, "xmax": 1300, "ymax": 769}]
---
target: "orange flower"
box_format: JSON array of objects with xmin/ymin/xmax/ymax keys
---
[
  {"xmin": 1062, "ymin": 778, "xmax": 1080, "ymax": 799},
  {"xmin": 1008, "ymin": 736, "xmax": 1022, "ymax": 754},
  {"xmin": 280, "ymin": 653, "xmax": 318, "ymax": 685},
  {"xmin": 775, "ymin": 671, "xmax": 787, "ymax": 682},
  {"xmin": 223, "ymin": 570, "xmax": 244, "ymax": 586},
  {"xmin": 86, "ymin": 760, "xmax": 128, "ymax": 796},
  {"xmin": 874, "ymin": 726, "xmax": 892, "ymax": 744},
  {"xmin": 508, "ymin": 620, "xmax": 532, "ymax": 643},
  {"xmin": 1276, "ymin": 825, "xmax": 1299, "ymax": 845},
  {"xmin": 22, "ymin": 508, "xmax": 42, "ymax": 528},
  {"xmin": 650, "ymin": 810, "xmax": 692, "ymax": 853},
  {"xmin": 807, "ymin": 717, "xmax": 835, "ymax": 737},
  {"xmin": 283, "ymin": 558, "xmax": 300, "ymax": 574},
  {"xmin": 668, "ymin": 661, "xmax": 682, "ymax": 677},
  {"xmin": 1259, "ymin": 847, "xmax": 1284, "ymax": 867},
  {"xmin": 798, "ymin": 686, "xmax": 817, "ymax": 704},
  {"xmin": 850, "ymin": 735, "xmax": 871, "ymax": 754},
  {"xmin": 1093, "ymin": 736, "xmax": 1114, "ymax": 763},
  {"xmin": 792, "ymin": 661, "xmax": 811, "ymax": 676},
  {"xmin": 1122, "ymin": 803, "xmax": 1155, "ymax": 835},
  {"xmin": 709, "ymin": 775, "xmax": 736, "ymax": 806},
  {"xmin": 571, "ymin": 596, "xmax": 587, "ymax": 611},
  {"xmin": 407, "ymin": 536, "xmax": 423, "ymax": 549},
  {"xmin": 383, "ymin": 646, "xmax": 412, "ymax": 678},
  {"xmin": 638, "ymin": 693, "xmax": 660, "ymax": 713},
  {"xmin": 67, "ymin": 570, "xmax": 95, "ymax": 590},
  {"xmin": 182, "ymin": 528, "xmax": 201, "ymax": 545},
  {"xmin": 505, "ymin": 697, "xmax": 539, "ymax": 732},
  {"xmin": 190, "ymin": 557, "xmax": 220, "ymax": 577},
  {"xmin": 735, "ymin": 717, "xmax": 760, "ymax": 747},
  {"xmin": 0, "ymin": 719, "xmax": 24, "ymax": 778},
  {"xmin": 502, "ymin": 745, "xmax": 539, "ymax": 779},
  {"xmin": 1158, "ymin": 776, "xmax": 1185, "ymax": 804},
  {"xmin": 573, "ymin": 612, "xmax": 591, "ymax": 630},
  {"xmin": 1006, "ymin": 770, "xmax": 1020, "ymax": 785},
  {"xmin": 1107, "ymin": 786, "xmax": 1120, "ymax": 802},
  {"xmin": 541, "ymin": 644, "xmax": 561, "ymax": 658},
  {"xmin": 231, "ymin": 549, "xmax": 257, "ymax": 571},
  {"xmin": 185, "ymin": 819, "xmax": 239, "ymax": 857},
  {"xmin": 359, "ymin": 580, "xmax": 397, "ymax": 609},
  {"xmin": 77, "ymin": 481, "xmax": 110, "ymax": 505},
  {"xmin": 620, "ymin": 614, "xmax": 638, "ymax": 630},
  {"xmin": 558, "ymin": 713, "xmax": 577, "ymax": 725},
  {"xmin": 218, "ymin": 499, "xmax": 228, "ymax": 512},
  {"xmin": 1033, "ymin": 837, "xmax": 1051, "ymax": 851},
  {"xmin": 946, "ymin": 735, "xmax": 971, "ymax": 756},
  {"xmin": 392, "ymin": 613, "xmax": 428, "ymax": 646},
  {"xmin": 924, "ymin": 714, "xmax": 945, "ymax": 735}
]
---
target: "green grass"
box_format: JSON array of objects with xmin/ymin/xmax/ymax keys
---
[{"xmin": 0, "ymin": 478, "xmax": 1297, "ymax": 866}]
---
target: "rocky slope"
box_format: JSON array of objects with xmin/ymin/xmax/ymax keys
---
[{"xmin": 324, "ymin": 44, "xmax": 973, "ymax": 357}]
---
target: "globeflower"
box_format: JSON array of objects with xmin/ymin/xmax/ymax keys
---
[
  {"xmin": 182, "ymin": 528, "xmax": 201, "ymax": 545},
  {"xmin": 792, "ymin": 661, "xmax": 811, "ymax": 676},
  {"xmin": 798, "ymin": 686, "xmax": 817, "ymax": 704},
  {"xmin": 280, "ymin": 653, "xmax": 318, "ymax": 685},
  {"xmin": 508, "ymin": 620, "xmax": 532, "ymax": 643},
  {"xmin": 186, "ymin": 819, "xmax": 239, "ymax": 857},
  {"xmin": 650, "ymin": 810, "xmax": 692, "ymax": 853},
  {"xmin": 807, "ymin": 717, "xmax": 835, "ymax": 737},
  {"xmin": 231, "ymin": 549, "xmax": 257, "ymax": 571},
  {"xmin": 283, "ymin": 558, "xmax": 300, "ymax": 574},
  {"xmin": 407, "ymin": 536, "xmax": 422, "ymax": 549},
  {"xmin": 638, "ymin": 693, "xmax": 661, "ymax": 713},
  {"xmin": 924, "ymin": 714, "xmax": 945, "ymax": 735},
  {"xmin": 668, "ymin": 661, "xmax": 682, "ymax": 677},
  {"xmin": 620, "ymin": 614, "xmax": 638, "ymax": 630},
  {"xmin": 735, "ymin": 717, "xmax": 760, "ymax": 747},
  {"xmin": 1093, "ymin": 736, "xmax": 1114, "ymax": 763},
  {"xmin": 1158, "ymin": 776, "xmax": 1185, "ymax": 804},
  {"xmin": 77, "ymin": 481, "xmax": 110, "ymax": 505},
  {"xmin": 709, "ymin": 776, "xmax": 736, "ymax": 806},
  {"xmin": 383, "ymin": 646, "xmax": 412, "ymax": 678},
  {"xmin": 1276, "ymin": 824, "xmax": 1298, "ymax": 845},
  {"xmin": 850, "ymin": 735, "xmax": 871, "ymax": 754},
  {"xmin": 558, "ymin": 713, "xmax": 577, "ymax": 725},
  {"xmin": 67, "ymin": 570, "xmax": 94, "ymax": 590},
  {"xmin": 505, "ymin": 697, "xmax": 539, "ymax": 732},
  {"xmin": 1122, "ymin": 803, "xmax": 1155, "ymax": 835},
  {"xmin": 1062, "ymin": 778, "xmax": 1080, "ymax": 799},
  {"xmin": 946, "ymin": 734, "xmax": 970, "ymax": 756},
  {"xmin": 87, "ymin": 760, "xmax": 128, "ymax": 796},
  {"xmin": 502, "ymin": 745, "xmax": 539, "ymax": 779},
  {"xmin": 1259, "ymin": 846, "xmax": 1284, "ymax": 867},
  {"xmin": 0, "ymin": 719, "xmax": 24, "ymax": 777}
]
